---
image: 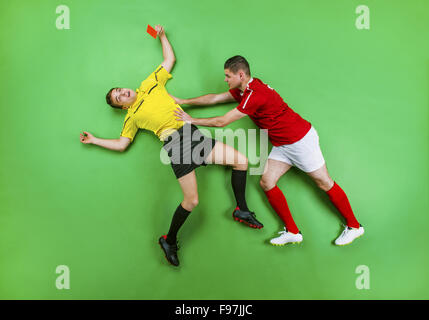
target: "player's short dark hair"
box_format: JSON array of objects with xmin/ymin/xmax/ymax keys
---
[
  {"xmin": 224, "ymin": 55, "xmax": 251, "ymax": 76},
  {"xmin": 106, "ymin": 88, "xmax": 121, "ymax": 109}
]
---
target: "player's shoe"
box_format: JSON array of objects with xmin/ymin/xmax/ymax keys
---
[
  {"xmin": 232, "ymin": 207, "xmax": 263, "ymax": 229},
  {"xmin": 270, "ymin": 227, "xmax": 303, "ymax": 246},
  {"xmin": 158, "ymin": 235, "xmax": 180, "ymax": 266},
  {"xmin": 334, "ymin": 224, "xmax": 364, "ymax": 246}
]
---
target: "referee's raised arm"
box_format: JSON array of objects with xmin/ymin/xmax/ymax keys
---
[{"xmin": 154, "ymin": 25, "xmax": 176, "ymax": 73}]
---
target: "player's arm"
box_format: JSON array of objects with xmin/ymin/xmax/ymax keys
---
[
  {"xmin": 169, "ymin": 91, "xmax": 235, "ymax": 107},
  {"xmin": 155, "ymin": 25, "xmax": 175, "ymax": 73},
  {"xmin": 174, "ymin": 107, "xmax": 246, "ymax": 128},
  {"xmin": 80, "ymin": 131, "xmax": 131, "ymax": 152}
]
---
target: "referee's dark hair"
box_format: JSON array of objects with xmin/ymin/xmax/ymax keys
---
[
  {"xmin": 106, "ymin": 88, "xmax": 121, "ymax": 109},
  {"xmin": 224, "ymin": 55, "xmax": 251, "ymax": 76}
]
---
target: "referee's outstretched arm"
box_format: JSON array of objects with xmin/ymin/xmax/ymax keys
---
[
  {"xmin": 79, "ymin": 131, "xmax": 131, "ymax": 152},
  {"xmin": 154, "ymin": 25, "xmax": 175, "ymax": 73}
]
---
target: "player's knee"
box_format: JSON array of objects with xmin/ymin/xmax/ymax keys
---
[
  {"xmin": 315, "ymin": 177, "xmax": 333, "ymax": 192},
  {"xmin": 260, "ymin": 176, "xmax": 274, "ymax": 191}
]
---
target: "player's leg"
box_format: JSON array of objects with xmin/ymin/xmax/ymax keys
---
[
  {"xmin": 305, "ymin": 162, "xmax": 334, "ymax": 191},
  {"xmin": 307, "ymin": 163, "xmax": 364, "ymax": 245},
  {"xmin": 260, "ymin": 159, "xmax": 292, "ymax": 191},
  {"xmin": 204, "ymin": 141, "xmax": 263, "ymax": 229},
  {"xmin": 260, "ymin": 159, "xmax": 303, "ymax": 245},
  {"xmin": 159, "ymin": 170, "xmax": 198, "ymax": 266},
  {"xmin": 289, "ymin": 125, "xmax": 363, "ymax": 245}
]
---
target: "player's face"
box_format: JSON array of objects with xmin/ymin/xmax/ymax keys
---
[
  {"xmin": 224, "ymin": 69, "xmax": 242, "ymax": 89},
  {"xmin": 110, "ymin": 88, "xmax": 136, "ymax": 108}
]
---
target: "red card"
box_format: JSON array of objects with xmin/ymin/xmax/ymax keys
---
[{"xmin": 147, "ymin": 25, "xmax": 157, "ymax": 39}]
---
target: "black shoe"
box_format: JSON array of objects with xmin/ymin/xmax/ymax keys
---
[
  {"xmin": 232, "ymin": 207, "xmax": 264, "ymax": 229},
  {"xmin": 158, "ymin": 235, "xmax": 180, "ymax": 267}
]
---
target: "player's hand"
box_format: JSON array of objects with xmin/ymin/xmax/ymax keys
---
[
  {"xmin": 155, "ymin": 25, "xmax": 165, "ymax": 37},
  {"xmin": 174, "ymin": 108, "xmax": 193, "ymax": 124},
  {"xmin": 80, "ymin": 131, "xmax": 94, "ymax": 144},
  {"xmin": 169, "ymin": 94, "xmax": 184, "ymax": 105}
]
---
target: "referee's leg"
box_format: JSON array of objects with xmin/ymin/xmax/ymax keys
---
[
  {"xmin": 165, "ymin": 171, "xmax": 198, "ymax": 245},
  {"xmin": 204, "ymin": 141, "xmax": 263, "ymax": 228},
  {"xmin": 205, "ymin": 141, "xmax": 249, "ymax": 211},
  {"xmin": 178, "ymin": 170, "xmax": 199, "ymax": 211},
  {"xmin": 159, "ymin": 171, "xmax": 198, "ymax": 267},
  {"xmin": 204, "ymin": 141, "xmax": 247, "ymax": 171}
]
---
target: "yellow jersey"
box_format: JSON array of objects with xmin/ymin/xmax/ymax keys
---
[{"xmin": 120, "ymin": 65, "xmax": 184, "ymax": 142}]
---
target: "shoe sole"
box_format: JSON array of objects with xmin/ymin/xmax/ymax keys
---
[
  {"xmin": 158, "ymin": 239, "xmax": 179, "ymax": 267},
  {"xmin": 233, "ymin": 216, "xmax": 263, "ymax": 229},
  {"xmin": 270, "ymin": 241, "xmax": 302, "ymax": 246},
  {"xmin": 335, "ymin": 233, "xmax": 364, "ymax": 246}
]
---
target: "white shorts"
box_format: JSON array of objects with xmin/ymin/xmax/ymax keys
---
[{"xmin": 268, "ymin": 126, "xmax": 325, "ymax": 173}]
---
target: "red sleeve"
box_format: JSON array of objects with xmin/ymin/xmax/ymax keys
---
[
  {"xmin": 235, "ymin": 90, "xmax": 264, "ymax": 116},
  {"xmin": 229, "ymin": 88, "xmax": 242, "ymax": 102}
]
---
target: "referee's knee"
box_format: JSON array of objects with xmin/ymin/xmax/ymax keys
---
[{"xmin": 182, "ymin": 196, "xmax": 199, "ymax": 211}]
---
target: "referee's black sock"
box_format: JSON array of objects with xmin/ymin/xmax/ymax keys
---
[
  {"xmin": 166, "ymin": 204, "xmax": 191, "ymax": 245},
  {"xmin": 231, "ymin": 169, "xmax": 250, "ymax": 212}
]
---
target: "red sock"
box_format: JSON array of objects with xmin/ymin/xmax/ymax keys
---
[
  {"xmin": 326, "ymin": 182, "xmax": 360, "ymax": 228},
  {"xmin": 264, "ymin": 186, "xmax": 299, "ymax": 234}
]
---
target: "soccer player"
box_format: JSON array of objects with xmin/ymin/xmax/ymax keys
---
[
  {"xmin": 173, "ymin": 55, "xmax": 364, "ymax": 246},
  {"xmin": 79, "ymin": 29, "xmax": 263, "ymax": 267}
]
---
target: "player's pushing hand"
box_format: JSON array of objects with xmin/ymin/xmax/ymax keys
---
[
  {"xmin": 80, "ymin": 131, "xmax": 94, "ymax": 144},
  {"xmin": 169, "ymin": 94, "xmax": 184, "ymax": 105},
  {"xmin": 174, "ymin": 108, "xmax": 192, "ymax": 124}
]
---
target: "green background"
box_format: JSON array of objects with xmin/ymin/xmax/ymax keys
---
[{"xmin": 0, "ymin": 0, "xmax": 428, "ymax": 299}]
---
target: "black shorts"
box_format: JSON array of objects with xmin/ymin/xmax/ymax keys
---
[{"xmin": 162, "ymin": 123, "xmax": 217, "ymax": 179}]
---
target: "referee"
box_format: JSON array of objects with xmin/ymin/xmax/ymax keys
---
[{"xmin": 80, "ymin": 27, "xmax": 263, "ymax": 267}]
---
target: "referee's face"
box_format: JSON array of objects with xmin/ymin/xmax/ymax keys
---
[
  {"xmin": 111, "ymin": 88, "xmax": 137, "ymax": 108},
  {"xmin": 224, "ymin": 69, "xmax": 241, "ymax": 90}
]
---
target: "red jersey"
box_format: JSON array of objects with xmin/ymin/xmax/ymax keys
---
[{"xmin": 229, "ymin": 78, "xmax": 311, "ymax": 146}]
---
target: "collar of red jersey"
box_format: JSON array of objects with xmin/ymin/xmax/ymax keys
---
[{"xmin": 240, "ymin": 77, "xmax": 254, "ymax": 96}]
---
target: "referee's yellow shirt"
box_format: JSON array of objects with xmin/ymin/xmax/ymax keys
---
[{"xmin": 120, "ymin": 65, "xmax": 184, "ymax": 142}]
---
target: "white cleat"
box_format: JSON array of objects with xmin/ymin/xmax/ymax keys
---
[
  {"xmin": 335, "ymin": 224, "xmax": 365, "ymax": 246},
  {"xmin": 270, "ymin": 227, "xmax": 303, "ymax": 246}
]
